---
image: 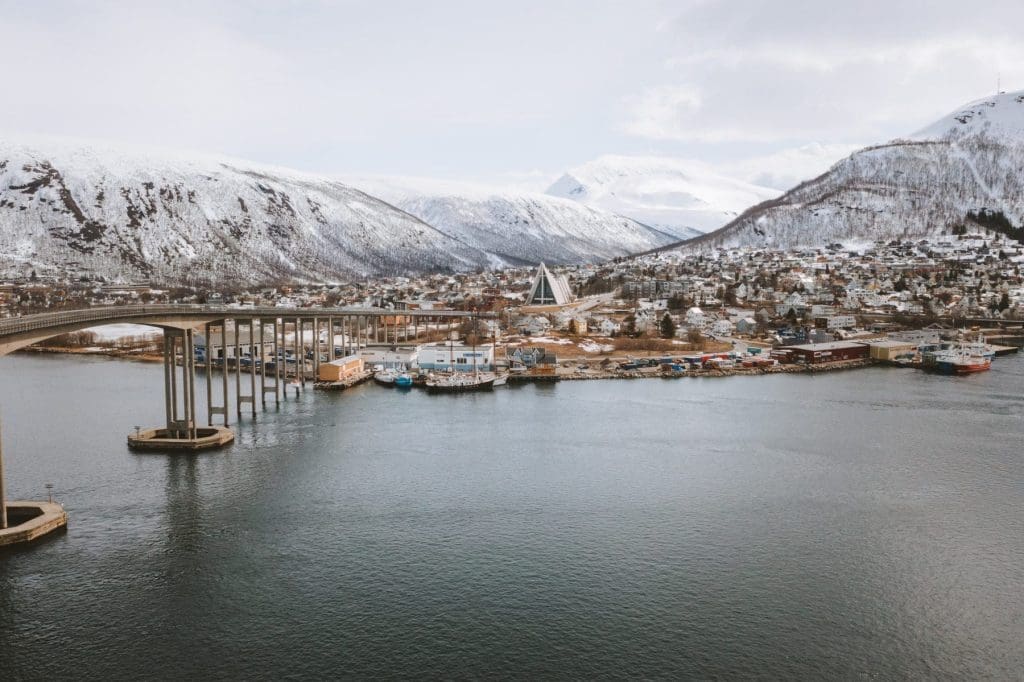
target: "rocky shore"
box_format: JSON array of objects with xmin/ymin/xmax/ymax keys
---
[{"xmin": 557, "ymin": 359, "xmax": 877, "ymax": 380}]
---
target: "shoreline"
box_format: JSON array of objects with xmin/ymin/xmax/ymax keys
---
[
  {"xmin": 15, "ymin": 345, "xmax": 164, "ymax": 363},
  {"xmin": 556, "ymin": 358, "xmax": 877, "ymax": 380},
  {"xmin": 15, "ymin": 344, "xmax": 881, "ymax": 379}
]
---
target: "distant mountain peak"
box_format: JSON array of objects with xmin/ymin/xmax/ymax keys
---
[
  {"xmin": 546, "ymin": 154, "xmax": 780, "ymax": 240},
  {"xmin": 684, "ymin": 90, "xmax": 1024, "ymax": 252},
  {"xmin": 0, "ymin": 137, "xmax": 678, "ymax": 285},
  {"xmin": 910, "ymin": 89, "xmax": 1024, "ymax": 142},
  {"xmin": 343, "ymin": 175, "xmax": 678, "ymax": 266}
]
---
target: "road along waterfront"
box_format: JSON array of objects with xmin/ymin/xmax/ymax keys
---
[{"xmin": 0, "ymin": 353, "xmax": 1022, "ymax": 678}]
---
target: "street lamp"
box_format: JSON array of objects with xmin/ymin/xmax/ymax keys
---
[{"xmin": 45, "ymin": 483, "xmax": 54, "ymax": 504}]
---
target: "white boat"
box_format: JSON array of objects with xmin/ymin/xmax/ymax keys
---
[
  {"xmin": 492, "ymin": 373, "xmax": 509, "ymax": 387},
  {"xmin": 374, "ymin": 368, "xmax": 397, "ymax": 386},
  {"xmin": 426, "ymin": 372, "xmax": 495, "ymax": 393}
]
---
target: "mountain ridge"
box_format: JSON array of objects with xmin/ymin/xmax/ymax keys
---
[
  {"xmin": 545, "ymin": 154, "xmax": 781, "ymax": 240},
  {"xmin": 0, "ymin": 137, "xmax": 676, "ymax": 284},
  {"xmin": 674, "ymin": 90, "xmax": 1024, "ymax": 252}
]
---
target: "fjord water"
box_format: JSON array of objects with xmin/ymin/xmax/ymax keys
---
[{"xmin": 1, "ymin": 355, "xmax": 1022, "ymax": 679}]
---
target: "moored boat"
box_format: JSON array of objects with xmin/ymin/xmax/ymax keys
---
[
  {"xmin": 426, "ymin": 372, "xmax": 495, "ymax": 393},
  {"xmin": 374, "ymin": 368, "xmax": 397, "ymax": 386},
  {"xmin": 395, "ymin": 372, "xmax": 413, "ymax": 388},
  {"xmin": 925, "ymin": 333, "xmax": 993, "ymax": 375},
  {"xmin": 928, "ymin": 346, "xmax": 991, "ymax": 375}
]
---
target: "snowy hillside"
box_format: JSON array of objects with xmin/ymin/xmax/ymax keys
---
[
  {"xmin": 346, "ymin": 175, "xmax": 678, "ymax": 265},
  {"xmin": 546, "ymin": 155, "xmax": 781, "ymax": 240},
  {"xmin": 0, "ymin": 138, "xmax": 493, "ymax": 284},
  {"xmin": 688, "ymin": 90, "xmax": 1024, "ymax": 251},
  {"xmin": 911, "ymin": 91, "xmax": 1024, "ymax": 141}
]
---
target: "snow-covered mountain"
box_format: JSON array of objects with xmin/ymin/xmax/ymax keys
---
[
  {"xmin": 546, "ymin": 155, "xmax": 781, "ymax": 240},
  {"xmin": 0, "ymin": 138, "xmax": 495, "ymax": 284},
  {"xmin": 0, "ymin": 138, "xmax": 681, "ymax": 284},
  {"xmin": 345, "ymin": 176, "xmax": 678, "ymax": 266},
  {"xmin": 688, "ymin": 90, "xmax": 1024, "ymax": 251}
]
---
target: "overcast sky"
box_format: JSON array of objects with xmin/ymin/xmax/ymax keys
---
[{"xmin": 2, "ymin": 0, "xmax": 1022, "ymax": 190}]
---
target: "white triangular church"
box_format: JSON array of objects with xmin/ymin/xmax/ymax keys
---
[{"xmin": 525, "ymin": 263, "xmax": 574, "ymax": 306}]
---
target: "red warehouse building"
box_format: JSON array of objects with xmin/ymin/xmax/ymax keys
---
[{"xmin": 779, "ymin": 341, "xmax": 869, "ymax": 364}]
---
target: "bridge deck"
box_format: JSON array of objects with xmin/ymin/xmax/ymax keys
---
[{"xmin": 0, "ymin": 305, "xmax": 494, "ymax": 357}]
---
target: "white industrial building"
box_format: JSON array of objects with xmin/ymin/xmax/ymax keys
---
[
  {"xmin": 418, "ymin": 342, "xmax": 495, "ymax": 372},
  {"xmin": 358, "ymin": 344, "xmax": 420, "ymax": 370}
]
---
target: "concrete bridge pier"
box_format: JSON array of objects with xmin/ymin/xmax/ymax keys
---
[
  {"xmin": 232, "ymin": 318, "xmax": 257, "ymax": 421},
  {"xmin": 260, "ymin": 319, "xmax": 280, "ymax": 409},
  {"xmin": 129, "ymin": 327, "xmax": 233, "ymax": 451},
  {"xmin": 312, "ymin": 317, "xmax": 320, "ymax": 382}
]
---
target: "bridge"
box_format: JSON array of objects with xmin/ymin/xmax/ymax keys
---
[{"xmin": 0, "ymin": 304, "xmax": 494, "ymax": 531}]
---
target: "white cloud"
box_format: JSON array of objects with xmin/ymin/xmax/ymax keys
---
[
  {"xmin": 622, "ymin": 1, "xmax": 1024, "ymax": 147},
  {"xmin": 1, "ymin": 0, "xmax": 1022, "ymax": 187},
  {"xmin": 621, "ymin": 85, "xmax": 704, "ymax": 140},
  {"xmin": 716, "ymin": 143, "xmax": 862, "ymax": 190}
]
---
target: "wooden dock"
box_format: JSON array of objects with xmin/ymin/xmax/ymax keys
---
[{"xmin": 313, "ymin": 370, "xmax": 373, "ymax": 391}]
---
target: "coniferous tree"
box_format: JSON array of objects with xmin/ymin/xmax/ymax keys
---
[{"xmin": 660, "ymin": 313, "xmax": 677, "ymax": 339}]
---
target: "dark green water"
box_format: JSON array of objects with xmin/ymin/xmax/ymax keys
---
[{"xmin": 0, "ymin": 354, "xmax": 1022, "ymax": 679}]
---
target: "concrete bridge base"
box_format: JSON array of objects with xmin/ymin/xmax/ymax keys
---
[
  {"xmin": 127, "ymin": 426, "xmax": 235, "ymax": 451},
  {"xmin": 0, "ymin": 501, "xmax": 68, "ymax": 548}
]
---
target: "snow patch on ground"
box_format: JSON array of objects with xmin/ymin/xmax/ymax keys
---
[
  {"xmin": 578, "ymin": 341, "xmax": 614, "ymax": 353},
  {"xmin": 84, "ymin": 323, "xmax": 161, "ymax": 341}
]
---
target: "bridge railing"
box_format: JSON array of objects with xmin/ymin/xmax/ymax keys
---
[{"xmin": 0, "ymin": 304, "xmax": 490, "ymax": 337}]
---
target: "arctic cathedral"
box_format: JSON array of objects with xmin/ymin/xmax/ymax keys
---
[{"xmin": 525, "ymin": 262, "xmax": 574, "ymax": 306}]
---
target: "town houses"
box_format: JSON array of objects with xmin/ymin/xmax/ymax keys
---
[{"xmin": 4, "ymin": 232, "xmax": 1024, "ymax": 363}]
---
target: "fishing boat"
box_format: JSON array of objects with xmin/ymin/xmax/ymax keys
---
[
  {"xmin": 395, "ymin": 372, "xmax": 413, "ymax": 388},
  {"xmin": 426, "ymin": 372, "xmax": 495, "ymax": 393},
  {"xmin": 928, "ymin": 335, "xmax": 991, "ymax": 375},
  {"xmin": 426, "ymin": 325, "xmax": 495, "ymax": 393},
  {"xmin": 931, "ymin": 347, "xmax": 991, "ymax": 374},
  {"xmin": 492, "ymin": 372, "xmax": 509, "ymax": 387}
]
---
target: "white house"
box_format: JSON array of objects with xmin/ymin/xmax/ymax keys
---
[
  {"xmin": 514, "ymin": 315, "xmax": 552, "ymax": 336},
  {"xmin": 735, "ymin": 317, "xmax": 758, "ymax": 336},
  {"xmin": 826, "ymin": 315, "xmax": 857, "ymax": 331},
  {"xmin": 591, "ymin": 317, "xmax": 620, "ymax": 336},
  {"xmin": 711, "ymin": 319, "xmax": 735, "ymax": 337},
  {"xmin": 685, "ymin": 306, "xmax": 706, "ymax": 328}
]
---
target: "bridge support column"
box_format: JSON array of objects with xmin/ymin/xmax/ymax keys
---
[
  {"xmin": 186, "ymin": 328, "xmax": 198, "ymax": 440},
  {"xmin": 205, "ymin": 322, "xmax": 229, "ymax": 427},
  {"xmin": 312, "ymin": 317, "xmax": 320, "ymax": 382},
  {"xmin": 222, "ymin": 323, "xmax": 229, "ymax": 424},
  {"xmin": 327, "ymin": 317, "xmax": 334, "ymax": 359},
  {"xmin": 234, "ymin": 318, "xmax": 243, "ymax": 421},
  {"xmin": 294, "ymin": 317, "xmax": 302, "ymax": 388},
  {"xmin": 260, "ymin": 320, "xmax": 277, "ymax": 408},
  {"xmin": 276, "ymin": 320, "xmax": 283, "ymax": 399},
  {"xmin": 245, "ymin": 318, "xmax": 257, "ymax": 419}
]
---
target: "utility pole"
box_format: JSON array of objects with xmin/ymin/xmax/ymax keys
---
[{"xmin": 0, "ymin": 413, "xmax": 7, "ymax": 529}]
